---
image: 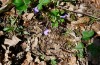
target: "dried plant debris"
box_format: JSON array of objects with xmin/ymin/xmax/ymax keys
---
[
  {"xmin": 0, "ymin": 0, "xmax": 100, "ymax": 65},
  {"xmin": 92, "ymin": 22, "xmax": 100, "ymax": 36},
  {"xmin": 4, "ymin": 35, "xmax": 21, "ymax": 46}
]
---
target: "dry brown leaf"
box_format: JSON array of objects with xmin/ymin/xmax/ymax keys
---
[
  {"xmin": 1, "ymin": 0, "xmax": 8, "ymax": 6},
  {"xmin": 4, "ymin": 49, "xmax": 9, "ymax": 62},
  {"xmin": 35, "ymin": 57, "xmax": 40, "ymax": 63},
  {"xmin": 39, "ymin": 61, "xmax": 46, "ymax": 65},
  {"xmin": 27, "ymin": 13, "xmax": 34, "ymax": 20},
  {"xmin": 92, "ymin": 22, "xmax": 100, "ymax": 36},
  {"xmin": 67, "ymin": 2, "xmax": 75, "ymax": 11},
  {"xmin": 32, "ymin": 37, "xmax": 38, "ymax": 50},
  {"xmin": 21, "ymin": 60, "xmax": 29, "ymax": 65},
  {"xmin": 4, "ymin": 35, "xmax": 21, "ymax": 46},
  {"xmin": 68, "ymin": 56, "xmax": 77, "ymax": 65},
  {"xmin": 71, "ymin": 16, "xmax": 90, "ymax": 24},
  {"xmin": 22, "ymin": 13, "xmax": 34, "ymax": 20},
  {"xmin": 26, "ymin": 52, "xmax": 33, "ymax": 62},
  {"xmin": 21, "ymin": 42, "xmax": 28, "ymax": 50},
  {"xmin": 0, "ymin": 31, "xmax": 4, "ymax": 36},
  {"xmin": 92, "ymin": 0, "xmax": 100, "ymax": 8},
  {"xmin": 0, "ymin": 63, "xmax": 2, "ymax": 65}
]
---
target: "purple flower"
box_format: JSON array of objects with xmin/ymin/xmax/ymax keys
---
[
  {"xmin": 33, "ymin": 7, "xmax": 39, "ymax": 14},
  {"xmin": 60, "ymin": 14, "xmax": 68, "ymax": 18},
  {"xmin": 43, "ymin": 29, "xmax": 51, "ymax": 35}
]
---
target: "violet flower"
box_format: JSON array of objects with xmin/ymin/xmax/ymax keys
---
[
  {"xmin": 33, "ymin": 7, "xmax": 39, "ymax": 14},
  {"xmin": 60, "ymin": 14, "xmax": 68, "ymax": 18},
  {"xmin": 43, "ymin": 29, "xmax": 51, "ymax": 35}
]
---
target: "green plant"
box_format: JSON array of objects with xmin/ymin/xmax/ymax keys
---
[
  {"xmin": 37, "ymin": 0, "xmax": 51, "ymax": 10},
  {"xmin": 50, "ymin": 59, "xmax": 57, "ymax": 65},
  {"xmin": 13, "ymin": 0, "xmax": 31, "ymax": 14},
  {"xmin": 50, "ymin": 9, "xmax": 65, "ymax": 27},
  {"xmin": 3, "ymin": 16, "xmax": 17, "ymax": 32},
  {"xmin": 3, "ymin": 16, "xmax": 29, "ymax": 35},
  {"xmin": 90, "ymin": 17, "xmax": 96, "ymax": 24},
  {"xmin": 82, "ymin": 30, "xmax": 94, "ymax": 40},
  {"xmin": 75, "ymin": 42, "xmax": 84, "ymax": 58}
]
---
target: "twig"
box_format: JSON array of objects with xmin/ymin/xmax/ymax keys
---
[
  {"xmin": 58, "ymin": 6, "xmax": 100, "ymax": 20},
  {"xmin": 0, "ymin": 0, "xmax": 14, "ymax": 14}
]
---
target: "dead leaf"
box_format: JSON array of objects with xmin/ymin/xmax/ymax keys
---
[
  {"xmin": 26, "ymin": 52, "xmax": 33, "ymax": 62},
  {"xmin": 71, "ymin": 16, "xmax": 90, "ymax": 24},
  {"xmin": 32, "ymin": 37, "xmax": 38, "ymax": 50},
  {"xmin": 68, "ymin": 56, "xmax": 77, "ymax": 65},
  {"xmin": 92, "ymin": 0, "xmax": 100, "ymax": 8},
  {"xmin": 39, "ymin": 61, "xmax": 46, "ymax": 65},
  {"xmin": 21, "ymin": 42, "xmax": 28, "ymax": 50},
  {"xmin": 68, "ymin": 2, "xmax": 75, "ymax": 11},
  {"xmin": 4, "ymin": 49, "xmax": 9, "ymax": 62},
  {"xmin": 92, "ymin": 22, "xmax": 100, "ymax": 36},
  {"xmin": 4, "ymin": 35, "xmax": 21, "ymax": 46},
  {"xmin": 0, "ymin": 63, "xmax": 2, "ymax": 65},
  {"xmin": 29, "ymin": 62, "xmax": 36, "ymax": 65},
  {"xmin": 22, "ymin": 13, "xmax": 34, "ymax": 20},
  {"xmin": 0, "ymin": 31, "xmax": 3, "ymax": 36},
  {"xmin": 21, "ymin": 60, "xmax": 29, "ymax": 65},
  {"xmin": 27, "ymin": 13, "xmax": 34, "ymax": 20},
  {"xmin": 35, "ymin": 57, "xmax": 40, "ymax": 63},
  {"xmin": 1, "ymin": 0, "xmax": 8, "ymax": 6}
]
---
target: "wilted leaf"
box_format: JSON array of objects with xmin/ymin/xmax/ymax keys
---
[{"xmin": 4, "ymin": 35, "xmax": 21, "ymax": 46}]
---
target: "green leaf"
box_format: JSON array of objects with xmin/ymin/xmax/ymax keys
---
[
  {"xmin": 37, "ymin": 3, "xmax": 43, "ymax": 10},
  {"xmin": 52, "ymin": 22, "xmax": 58, "ymax": 27},
  {"xmin": 60, "ymin": 19, "xmax": 64, "ymax": 22},
  {"xmin": 75, "ymin": 43, "xmax": 84, "ymax": 58},
  {"xmin": 16, "ymin": 5, "xmax": 27, "ymax": 11},
  {"xmin": 51, "ymin": 9, "xmax": 59, "ymax": 16},
  {"xmin": 82, "ymin": 30, "xmax": 94, "ymax": 40},
  {"xmin": 37, "ymin": 0, "xmax": 51, "ymax": 10},
  {"xmin": 50, "ymin": 59, "xmax": 57, "ymax": 65},
  {"xmin": 3, "ymin": 27, "xmax": 14, "ymax": 32},
  {"xmin": 39, "ymin": 0, "xmax": 50, "ymax": 5},
  {"xmin": 42, "ymin": 0, "xmax": 51, "ymax": 5},
  {"xmin": 13, "ymin": 0, "xmax": 24, "ymax": 7},
  {"xmin": 77, "ymin": 49, "xmax": 84, "ymax": 58},
  {"xmin": 39, "ymin": 0, "xmax": 43, "ymax": 3},
  {"xmin": 75, "ymin": 43, "xmax": 84, "ymax": 49},
  {"xmin": 24, "ymin": 0, "xmax": 31, "ymax": 4}
]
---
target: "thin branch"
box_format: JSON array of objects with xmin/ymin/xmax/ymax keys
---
[{"xmin": 58, "ymin": 6, "xmax": 100, "ymax": 20}]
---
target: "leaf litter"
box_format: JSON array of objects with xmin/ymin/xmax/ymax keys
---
[{"xmin": 0, "ymin": 0, "xmax": 100, "ymax": 65}]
